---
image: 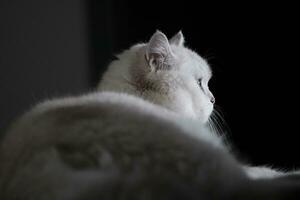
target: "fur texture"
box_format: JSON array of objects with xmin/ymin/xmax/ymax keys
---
[
  {"xmin": 0, "ymin": 31, "xmax": 299, "ymax": 200},
  {"xmin": 98, "ymin": 31, "xmax": 299, "ymax": 179},
  {"xmin": 98, "ymin": 31, "xmax": 214, "ymax": 123}
]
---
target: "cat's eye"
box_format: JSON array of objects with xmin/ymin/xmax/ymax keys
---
[{"xmin": 197, "ymin": 79, "xmax": 204, "ymax": 90}]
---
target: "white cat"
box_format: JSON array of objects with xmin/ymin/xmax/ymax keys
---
[
  {"xmin": 98, "ymin": 30, "xmax": 214, "ymax": 123},
  {"xmin": 98, "ymin": 30, "xmax": 298, "ymax": 179},
  {"xmin": 0, "ymin": 31, "xmax": 299, "ymax": 200}
]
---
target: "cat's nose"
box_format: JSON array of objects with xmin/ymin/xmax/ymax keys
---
[{"xmin": 210, "ymin": 96, "xmax": 215, "ymax": 104}]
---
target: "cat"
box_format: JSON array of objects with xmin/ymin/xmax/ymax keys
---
[
  {"xmin": 0, "ymin": 30, "xmax": 299, "ymax": 200},
  {"xmin": 98, "ymin": 30, "xmax": 214, "ymax": 123},
  {"xmin": 97, "ymin": 30, "xmax": 298, "ymax": 179}
]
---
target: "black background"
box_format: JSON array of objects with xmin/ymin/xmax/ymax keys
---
[{"xmin": 1, "ymin": 1, "xmax": 299, "ymax": 168}]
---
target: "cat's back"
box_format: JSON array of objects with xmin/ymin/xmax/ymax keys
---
[
  {"xmin": 0, "ymin": 91, "xmax": 232, "ymax": 200},
  {"xmin": 0, "ymin": 91, "xmax": 177, "ymax": 171}
]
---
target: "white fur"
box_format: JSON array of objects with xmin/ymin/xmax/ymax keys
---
[
  {"xmin": 244, "ymin": 166, "xmax": 285, "ymax": 179},
  {"xmin": 0, "ymin": 91, "xmax": 243, "ymax": 199},
  {"xmin": 98, "ymin": 31, "xmax": 214, "ymax": 123},
  {"xmin": 1, "ymin": 31, "xmax": 299, "ymax": 199},
  {"xmin": 98, "ymin": 31, "xmax": 298, "ymax": 179}
]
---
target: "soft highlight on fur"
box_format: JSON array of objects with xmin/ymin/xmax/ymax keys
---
[
  {"xmin": 0, "ymin": 31, "xmax": 299, "ymax": 200},
  {"xmin": 98, "ymin": 31, "xmax": 299, "ymax": 179},
  {"xmin": 98, "ymin": 31, "xmax": 214, "ymax": 123}
]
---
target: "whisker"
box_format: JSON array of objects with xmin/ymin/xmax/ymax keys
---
[{"xmin": 208, "ymin": 105, "xmax": 232, "ymax": 148}]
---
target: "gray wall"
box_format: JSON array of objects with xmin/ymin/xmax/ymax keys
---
[{"xmin": 0, "ymin": 1, "xmax": 92, "ymax": 133}]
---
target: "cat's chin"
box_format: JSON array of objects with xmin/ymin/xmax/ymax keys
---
[
  {"xmin": 186, "ymin": 112, "xmax": 211, "ymax": 124},
  {"xmin": 200, "ymin": 105, "xmax": 214, "ymax": 123},
  {"xmin": 200, "ymin": 115, "xmax": 211, "ymax": 124}
]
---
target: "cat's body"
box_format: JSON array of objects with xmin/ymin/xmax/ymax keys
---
[
  {"xmin": 0, "ymin": 31, "xmax": 299, "ymax": 199},
  {"xmin": 0, "ymin": 92, "xmax": 238, "ymax": 199}
]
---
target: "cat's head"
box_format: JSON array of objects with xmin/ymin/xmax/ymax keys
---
[{"xmin": 98, "ymin": 31, "xmax": 215, "ymax": 123}]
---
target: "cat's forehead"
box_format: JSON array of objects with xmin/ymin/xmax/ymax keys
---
[{"xmin": 171, "ymin": 45, "xmax": 212, "ymax": 79}]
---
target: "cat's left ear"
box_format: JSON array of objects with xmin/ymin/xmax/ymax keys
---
[
  {"xmin": 169, "ymin": 31, "xmax": 185, "ymax": 46},
  {"xmin": 145, "ymin": 30, "xmax": 174, "ymax": 71}
]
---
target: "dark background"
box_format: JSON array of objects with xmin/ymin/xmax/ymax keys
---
[{"xmin": 1, "ymin": 1, "xmax": 299, "ymax": 168}]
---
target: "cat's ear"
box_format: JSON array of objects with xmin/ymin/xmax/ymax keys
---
[
  {"xmin": 169, "ymin": 31, "xmax": 185, "ymax": 46},
  {"xmin": 145, "ymin": 30, "xmax": 174, "ymax": 71}
]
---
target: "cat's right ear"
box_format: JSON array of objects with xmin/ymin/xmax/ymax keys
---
[
  {"xmin": 145, "ymin": 31, "xmax": 174, "ymax": 71},
  {"xmin": 169, "ymin": 31, "xmax": 185, "ymax": 46}
]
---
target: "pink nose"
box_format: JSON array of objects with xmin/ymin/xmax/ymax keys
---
[{"xmin": 210, "ymin": 96, "xmax": 215, "ymax": 104}]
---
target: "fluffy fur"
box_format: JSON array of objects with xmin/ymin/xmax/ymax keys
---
[
  {"xmin": 0, "ymin": 31, "xmax": 299, "ymax": 200},
  {"xmin": 98, "ymin": 31, "xmax": 299, "ymax": 179},
  {"xmin": 98, "ymin": 31, "xmax": 214, "ymax": 123}
]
